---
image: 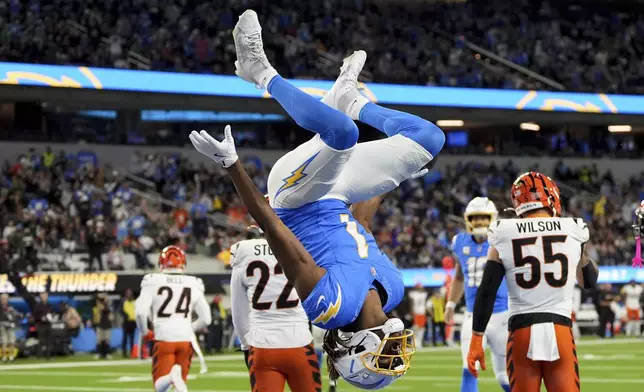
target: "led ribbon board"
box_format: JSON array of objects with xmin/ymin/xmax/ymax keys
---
[{"xmin": 0, "ymin": 62, "xmax": 642, "ymax": 114}]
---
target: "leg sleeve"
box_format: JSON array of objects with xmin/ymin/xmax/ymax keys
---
[
  {"xmin": 268, "ymin": 76, "xmax": 358, "ymax": 151},
  {"xmin": 358, "ymin": 103, "xmax": 445, "ymax": 157}
]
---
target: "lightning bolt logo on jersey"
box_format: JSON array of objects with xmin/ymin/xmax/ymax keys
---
[{"xmin": 452, "ymin": 233, "xmax": 508, "ymax": 313}]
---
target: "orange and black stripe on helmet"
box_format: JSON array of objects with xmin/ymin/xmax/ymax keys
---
[
  {"xmin": 510, "ymin": 171, "xmax": 562, "ymax": 217},
  {"xmin": 158, "ymin": 245, "xmax": 187, "ymax": 270}
]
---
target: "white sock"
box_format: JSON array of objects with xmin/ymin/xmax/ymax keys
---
[
  {"xmin": 154, "ymin": 373, "xmax": 173, "ymax": 392},
  {"xmin": 259, "ymin": 68, "xmax": 278, "ymax": 91},
  {"xmin": 339, "ymin": 90, "xmax": 369, "ymax": 121}
]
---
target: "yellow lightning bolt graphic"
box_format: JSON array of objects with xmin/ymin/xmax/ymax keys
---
[
  {"xmin": 276, "ymin": 152, "xmax": 320, "ymax": 197},
  {"xmin": 0, "ymin": 71, "xmax": 82, "ymax": 88},
  {"xmin": 540, "ymin": 99, "xmax": 601, "ymax": 113},
  {"xmin": 312, "ymin": 285, "xmax": 343, "ymax": 325}
]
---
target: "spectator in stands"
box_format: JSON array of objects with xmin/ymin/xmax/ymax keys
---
[
  {"xmin": 87, "ymin": 220, "xmax": 107, "ymax": 271},
  {"xmin": 131, "ymin": 237, "xmax": 154, "ymax": 270},
  {"xmin": 0, "ymin": 239, "xmax": 10, "ymax": 274},
  {"xmin": 107, "ymin": 244, "xmax": 126, "ymax": 270},
  {"xmin": 120, "ymin": 288, "xmax": 137, "ymax": 358},
  {"xmin": 92, "ymin": 293, "xmax": 114, "ymax": 360}
]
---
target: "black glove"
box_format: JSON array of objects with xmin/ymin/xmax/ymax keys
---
[{"xmin": 243, "ymin": 350, "xmax": 250, "ymax": 370}]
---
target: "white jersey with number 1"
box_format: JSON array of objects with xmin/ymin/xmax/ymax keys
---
[
  {"xmin": 230, "ymin": 238, "xmax": 312, "ymax": 350},
  {"xmin": 488, "ymin": 217, "xmax": 589, "ymax": 319},
  {"xmin": 135, "ymin": 272, "xmax": 210, "ymax": 342}
]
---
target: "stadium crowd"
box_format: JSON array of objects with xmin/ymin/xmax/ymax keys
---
[
  {"xmin": 0, "ymin": 142, "xmax": 641, "ymax": 272},
  {"xmin": 2, "ymin": 0, "xmax": 644, "ymax": 93}
]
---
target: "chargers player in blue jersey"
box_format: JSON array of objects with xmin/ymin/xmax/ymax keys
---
[
  {"xmin": 445, "ymin": 197, "xmax": 510, "ymax": 392},
  {"xmin": 190, "ymin": 10, "xmax": 445, "ymax": 390}
]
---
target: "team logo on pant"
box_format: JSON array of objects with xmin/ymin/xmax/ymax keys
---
[{"xmin": 276, "ymin": 152, "xmax": 320, "ymax": 197}]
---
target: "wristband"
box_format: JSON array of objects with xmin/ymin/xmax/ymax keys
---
[{"xmin": 446, "ymin": 301, "xmax": 457, "ymax": 310}]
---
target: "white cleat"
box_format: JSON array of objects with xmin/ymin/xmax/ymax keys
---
[
  {"xmin": 322, "ymin": 50, "xmax": 370, "ymax": 120},
  {"xmin": 233, "ymin": 9, "xmax": 278, "ymax": 90},
  {"xmin": 170, "ymin": 364, "xmax": 188, "ymax": 392}
]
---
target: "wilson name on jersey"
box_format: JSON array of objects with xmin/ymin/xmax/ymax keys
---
[
  {"xmin": 230, "ymin": 239, "xmax": 309, "ymax": 326},
  {"xmin": 488, "ymin": 217, "xmax": 589, "ymax": 319},
  {"xmin": 140, "ymin": 273, "xmax": 206, "ymax": 342}
]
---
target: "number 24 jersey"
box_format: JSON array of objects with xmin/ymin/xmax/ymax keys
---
[
  {"xmin": 137, "ymin": 273, "xmax": 210, "ymax": 342},
  {"xmin": 488, "ymin": 217, "xmax": 589, "ymax": 319}
]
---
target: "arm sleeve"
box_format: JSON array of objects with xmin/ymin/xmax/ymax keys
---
[
  {"xmin": 230, "ymin": 265, "xmax": 251, "ymax": 351},
  {"xmin": 191, "ymin": 289, "xmax": 212, "ymax": 332},
  {"xmin": 135, "ymin": 277, "xmax": 154, "ymax": 335},
  {"xmin": 472, "ymin": 260, "xmax": 506, "ymax": 334}
]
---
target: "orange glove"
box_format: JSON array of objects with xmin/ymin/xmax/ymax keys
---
[
  {"xmin": 143, "ymin": 330, "xmax": 155, "ymax": 342},
  {"xmin": 467, "ymin": 333, "xmax": 486, "ymax": 378}
]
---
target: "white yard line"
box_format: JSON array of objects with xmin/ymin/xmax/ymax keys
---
[
  {"xmin": 4, "ymin": 363, "xmax": 640, "ymax": 378},
  {"xmin": 0, "ymin": 386, "xmax": 242, "ymax": 392},
  {"xmin": 99, "ymin": 371, "xmax": 249, "ymax": 383},
  {"xmin": 404, "ymin": 376, "xmax": 644, "ymax": 384},
  {"xmin": 0, "ymin": 354, "xmax": 241, "ymax": 370}
]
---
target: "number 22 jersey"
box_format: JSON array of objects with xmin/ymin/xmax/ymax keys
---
[
  {"xmin": 488, "ymin": 217, "xmax": 589, "ymax": 319},
  {"xmin": 229, "ymin": 238, "xmax": 312, "ymax": 349},
  {"xmin": 137, "ymin": 272, "xmax": 210, "ymax": 342}
]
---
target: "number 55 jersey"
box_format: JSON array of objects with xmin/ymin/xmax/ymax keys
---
[
  {"xmin": 137, "ymin": 272, "xmax": 210, "ymax": 342},
  {"xmin": 488, "ymin": 217, "xmax": 589, "ymax": 318}
]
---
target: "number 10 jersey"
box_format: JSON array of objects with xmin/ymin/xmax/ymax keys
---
[
  {"xmin": 138, "ymin": 272, "xmax": 210, "ymax": 342},
  {"xmin": 488, "ymin": 217, "xmax": 589, "ymax": 319}
]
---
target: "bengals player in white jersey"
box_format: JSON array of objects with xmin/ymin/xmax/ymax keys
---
[
  {"xmin": 407, "ymin": 283, "xmax": 429, "ymax": 348},
  {"xmin": 621, "ymin": 280, "xmax": 643, "ymax": 336},
  {"xmin": 467, "ymin": 172, "xmax": 598, "ymax": 392},
  {"xmin": 230, "ymin": 225, "xmax": 321, "ymax": 392},
  {"xmin": 135, "ymin": 246, "xmax": 212, "ymax": 392}
]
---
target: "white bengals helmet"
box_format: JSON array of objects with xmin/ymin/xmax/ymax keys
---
[
  {"xmin": 464, "ymin": 197, "xmax": 498, "ymax": 238},
  {"xmin": 329, "ymin": 318, "xmax": 415, "ymax": 390}
]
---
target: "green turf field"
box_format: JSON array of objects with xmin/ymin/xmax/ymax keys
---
[{"xmin": 1, "ymin": 338, "xmax": 643, "ymax": 391}]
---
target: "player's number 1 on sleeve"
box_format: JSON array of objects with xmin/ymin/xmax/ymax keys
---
[{"xmin": 341, "ymin": 214, "xmax": 369, "ymax": 258}]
